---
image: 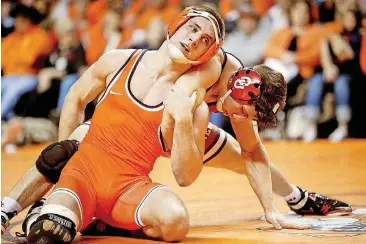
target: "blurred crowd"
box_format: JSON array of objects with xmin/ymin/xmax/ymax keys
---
[{"xmin": 1, "ymin": 0, "xmax": 366, "ymax": 151}]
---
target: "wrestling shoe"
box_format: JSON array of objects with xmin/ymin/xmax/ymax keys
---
[
  {"xmin": 15, "ymin": 198, "xmax": 46, "ymax": 237},
  {"xmin": 1, "ymin": 212, "xmax": 10, "ymax": 235},
  {"xmin": 27, "ymin": 213, "xmax": 76, "ymax": 244},
  {"xmin": 288, "ymin": 187, "xmax": 352, "ymax": 216}
]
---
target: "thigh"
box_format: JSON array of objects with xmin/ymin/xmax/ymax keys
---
[
  {"xmin": 203, "ymin": 122, "xmax": 228, "ymax": 164},
  {"xmin": 106, "ymin": 179, "xmax": 168, "ymax": 230},
  {"xmin": 1, "ymin": 75, "xmax": 14, "ymax": 91},
  {"xmin": 15, "ymin": 75, "xmax": 38, "ymax": 92},
  {"xmin": 334, "ymin": 74, "xmax": 351, "ymax": 91},
  {"xmin": 204, "ymin": 128, "xmax": 245, "ymax": 174},
  {"xmin": 54, "ymin": 152, "xmax": 97, "ymax": 230}
]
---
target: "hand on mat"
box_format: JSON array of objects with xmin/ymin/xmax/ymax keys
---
[
  {"xmin": 163, "ymin": 86, "xmax": 197, "ymax": 121},
  {"xmin": 265, "ymin": 210, "xmax": 310, "ymax": 230}
]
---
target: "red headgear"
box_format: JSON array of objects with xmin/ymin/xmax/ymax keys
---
[
  {"xmin": 167, "ymin": 8, "xmax": 223, "ymax": 65},
  {"xmin": 217, "ymin": 67, "xmax": 262, "ymax": 113},
  {"xmin": 227, "ymin": 68, "xmax": 262, "ymax": 101}
]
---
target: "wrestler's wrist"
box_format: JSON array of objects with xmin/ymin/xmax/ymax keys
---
[
  {"xmin": 174, "ymin": 113, "xmax": 193, "ymax": 123},
  {"xmin": 263, "ymin": 199, "xmax": 276, "ymax": 214}
]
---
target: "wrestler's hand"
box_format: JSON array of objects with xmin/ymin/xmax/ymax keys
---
[
  {"xmin": 163, "ymin": 86, "xmax": 200, "ymax": 121},
  {"xmin": 265, "ymin": 209, "xmax": 310, "ymax": 230}
]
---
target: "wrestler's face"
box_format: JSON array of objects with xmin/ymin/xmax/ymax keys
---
[
  {"xmin": 221, "ymin": 95, "xmax": 258, "ymax": 121},
  {"xmin": 171, "ymin": 16, "xmax": 216, "ymax": 60}
]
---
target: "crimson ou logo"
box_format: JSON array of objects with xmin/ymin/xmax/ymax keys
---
[{"xmin": 234, "ymin": 77, "xmax": 259, "ymax": 89}]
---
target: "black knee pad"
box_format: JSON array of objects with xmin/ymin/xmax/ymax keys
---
[
  {"xmin": 36, "ymin": 140, "xmax": 79, "ymax": 184},
  {"xmin": 27, "ymin": 213, "xmax": 77, "ymax": 244}
]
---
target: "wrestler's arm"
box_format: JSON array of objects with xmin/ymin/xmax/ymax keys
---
[
  {"xmin": 58, "ymin": 49, "xmax": 134, "ymax": 140},
  {"xmin": 217, "ymin": 56, "xmax": 277, "ymax": 220},
  {"xmin": 230, "ymin": 119, "xmax": 275, "ymax": 212},
  {"xmin": 161, "ymin": 58, "xmax": 221, "ymax": 186},
  {"xmin": 170, "ymin": 100, "xmax": 209, "ymax": 186},
  {"xmin": 161, "ymin": 55, "xmax": 222, "ymax": 148}
]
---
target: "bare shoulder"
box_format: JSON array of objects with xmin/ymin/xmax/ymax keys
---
[
  {"xmin": 92, "ymin": 49, "xmax": 137, "ymax": 78},
  {"xmin": 175, "ymin": 55, "xmax": 222, "ymax": 93},
  {"xmin": 216, "ymin": 52, "xmax": 242, "ymax": 96}
]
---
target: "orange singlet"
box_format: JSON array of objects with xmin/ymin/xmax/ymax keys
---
[{"xmin": 55, "ymin": 49, "xmax": 167, "ymax": 230}]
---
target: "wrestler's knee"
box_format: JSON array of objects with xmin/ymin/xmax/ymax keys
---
[
  {"xmin": 35, "ymin": 140, "xmax": 79, "ymax": 184},
  {"xmin": 159, "ymin": 204, "xmax": 189, "ymax": 242}
]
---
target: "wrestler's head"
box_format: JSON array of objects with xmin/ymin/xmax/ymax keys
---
[
  {"xmin": 219, "ymin": 65, "xmax": 287, "ymax": 130},
  {"xmin": 166, "ymin": 6, "xmax": 225, "ymax": 65}
]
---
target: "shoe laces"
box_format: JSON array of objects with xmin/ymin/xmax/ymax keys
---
[{"xmin": 313, "ymin": 193, "xmax": 336, "ymax": 205}]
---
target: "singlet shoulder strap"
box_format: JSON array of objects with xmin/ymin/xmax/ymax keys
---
[{"xmin": 97, "ymin": 49, "xmax": 140, "ymax": 104}]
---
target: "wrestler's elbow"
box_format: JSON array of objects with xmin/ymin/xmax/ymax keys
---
[
  {"xmin": 176, "ymin": 174, "xmax": 196, "ymax": 187},
  {"xmin": 239, "ymin": 139, "xmax": 260, "ymax": 156},
  {"xmin": 173, "ymin": 162, "xmax": 202, "ymax": 187}
]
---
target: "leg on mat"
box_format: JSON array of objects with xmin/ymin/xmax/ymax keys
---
[
  {"xmin": 27, "ymin": 168, "xmax": 96, "ymax": 244},
  {"xmin": 138, "ymin": 186, "xmax": 189, "ymax": 242},
  {"xmin": 26, "ymin": 190, "xmax": 82, "ymax": 244}
]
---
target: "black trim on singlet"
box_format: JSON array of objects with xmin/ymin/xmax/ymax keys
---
[
  {"xmin": 127, "ymin": 50, "xmax": 164, "ymax": 109},
  {"xmin": 203, "ymin": 132, "xmax": 227, "ymax": 164},
  {"xmin": 159, "ymin": 126, "xmax": 168, "ymax": 153},
  {"xmin": 206, "ymin": 48, "xmax": 227, "ymax": 93},
  {"xmin": 96, "ymin": 49, "xmax": 139, "ymax": 104},
  {"xmin": 82, "ymin": 120, "xmax": 91, "ymax": 126},
  {"xmin": 225, "ymin": 51, "xmax": 244, "ymax": 68},
  {"xmin": 221, "ymin": 48, "xmax": 228, "ymax": 71},
  {"xmin": 204, "ymin": 130, "xmax": 221, "ymax": 154}
]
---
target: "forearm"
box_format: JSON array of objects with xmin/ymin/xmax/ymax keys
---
[
  {"xmin": 58, "ymin": 94, "xmax": 85, "ymax": 141},
  {"xmin": 8, "ymin": 166, "xmax": 52, "ymax": 210},
  {"xmin": 170, "ymin": 116, "xmax": 203, "ymax": 187},
  {"xmin": 320, "ymin": 38, "xmax": 334, "ymax": 69},
  {"xmin": 243, "ymin": 144, "xmax": 274, "ymax": 213}
]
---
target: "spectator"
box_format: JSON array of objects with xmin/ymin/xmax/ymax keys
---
[
  {"xmin": 264, "ymin": 0, "xmax": 342, "ymax": 100},
  {"xmin": 266, "ymin": 0, "xmax": 292, "ymax": 31},
  {"xmin": 1, "ymin": 117, "xmax": 58, "ymax": 151},
  {"xmin": 1, "ymin": 0, "xmax": 16, "ymax": 38},
  {"xmin": 84, "ymin": 9, "xmax": 127, "ymax": 66},
  {"xmin": 361, "ymin": 31, "xmax": 366, "ymax": 75},
  {"xmin": 222, "ymin": 4, "xmax": 271, "ymax": 67},
  {"xmin": 143, "ymin": 17, "xmax": 167, "ymax": 50},
  {"xmin": 37, "ymin": 18, "xmax": 87, "ymax": 120},
  {"xmin": 303, "ymin": 10, "xmax": 364, "ymax": 142},
  {"xmin": 1, "ymin": 4, "xmax": 50, "ymax": 120}
]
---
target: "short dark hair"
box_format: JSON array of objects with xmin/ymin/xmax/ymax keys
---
[
  {"xmin": 187, "ymin": 5, "xmax": 225, "ymax": 40},
  {"xmin": 252, "ymin": 65, "xmax": 287, "ymax": 131}
]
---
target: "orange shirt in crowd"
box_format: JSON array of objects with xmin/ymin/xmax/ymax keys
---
[
  {"xmin": 85, "ymin": 0, "xmax": 108, "ymax": 27},
  {"xmin": 125, "ymin": 0, "xmax": 180, "ymax": 16},
  {"xmin": 361, "ymin": 33, "xmax": 366, "ymax": 74},
  {"xmin": 85, "ymin": 22, "xmax": 132, "ymax": 66},
  {"xmin": 136, "ymin": 5, "xmax": 178, "ymax": 29},
  {"xmin": 264, "ymin": 22, "xmax": 342, "ymax": 79},
  {"xmin": 219, "ymin": 0, "xmax": 274, "ymax": 17},
  {"xmin": 68, "ymin": 0, "xmax": 107, "ymax": 27},
  {"xmin": 252, "ymin": 0, "xmax": 274, "ymax": 16},
  {"xmin": 1, "ymin": 26, "xmax": 50, "ymax": 75}
]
